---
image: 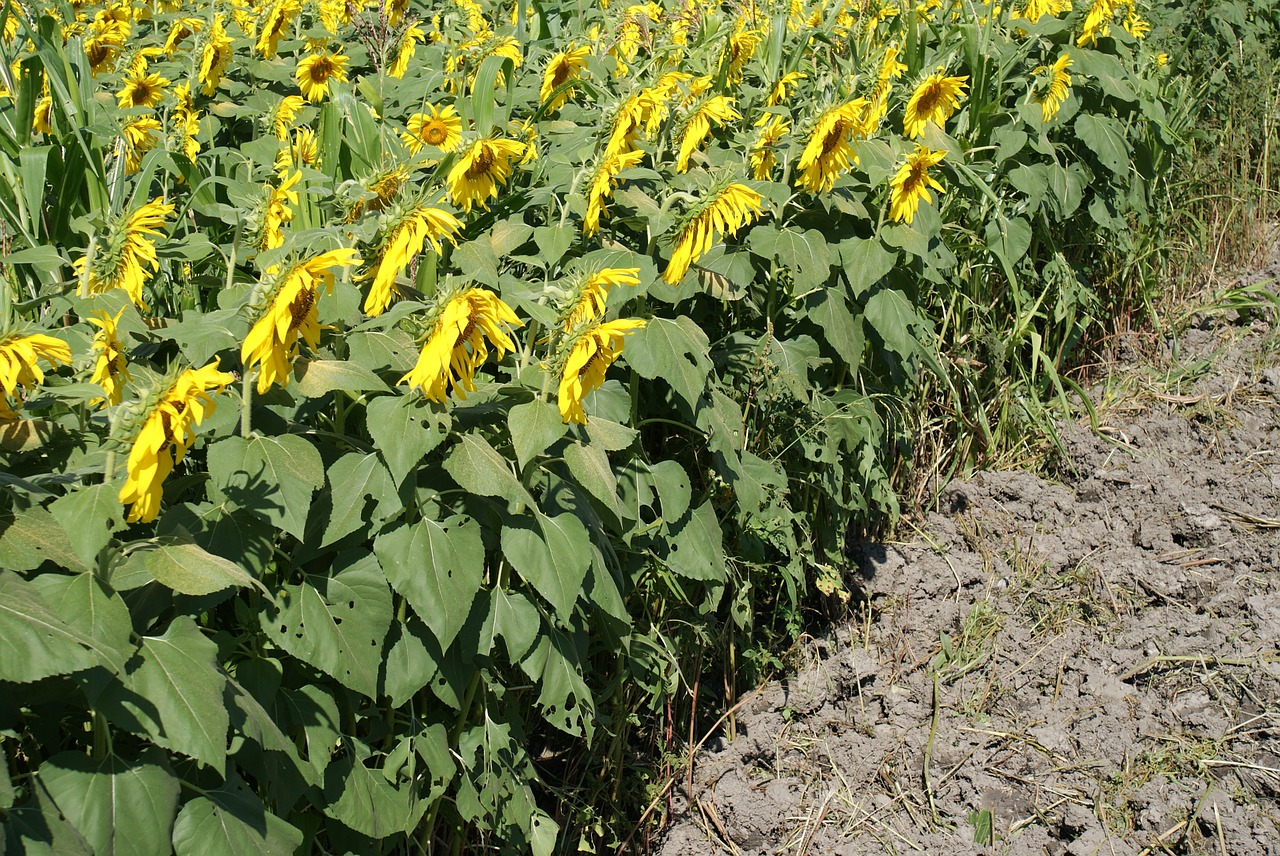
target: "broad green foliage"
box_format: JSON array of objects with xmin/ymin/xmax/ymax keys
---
[{"xmin": 0, "ymin": 0, "xmax": 1225, "ymax": 850}]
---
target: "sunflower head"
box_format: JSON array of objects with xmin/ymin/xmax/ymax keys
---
[
  {"xmin": 402, "ymin": 103, "xmax": 465, "ymax": 155},
  {"xmin": 295, "ymin": 50, "xmax": 349, "ymax": 102}
]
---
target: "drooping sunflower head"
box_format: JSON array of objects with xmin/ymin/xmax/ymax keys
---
[
  {"xmin": 253, "ymin": 171, "xmax": 302, "ymax": 252},
  {"xmin": 554, "ymin": 317, "xmax": 646, "ymax": 425},
  {"xmin": 359, "ymin": 197, "xmax": 464, "ymax": 316},
  {"xmin": 541, "ymin": 45, "xmax": 591, "ymax": 112},
  {"xmin": 75, "ymin": 198, "xmax": 174, "ymax": 308},
  {"xmin": 0, "ymin": 328, "xmax": 73, "ymax": 403},
  {"xmin": 723, "ymin": 27, "xmax": 762, "ymax": 85},
  {"xmin": 88, "ymin": 308, "xmax": 131, "ymax": 407},
  {"xmin": 389, "ymin": 22, "xmax": 425, "ymax": 78},
  {"xmin": 750, "ymin": 115, "xmax": 789, "ymax": 181},
  {"xmin": 271, "ymin": 94, "xmax": 308, "ymax": 139},
  {"xmin": 663, "ymin": 178, "xmax": 763, "ymax": 285},
  {"xmin": 766, "ymin": 70, "xmax": 807, "ymax": 107},
  {"xmin": 399, "ymin": 285, "xmax": 523, "ymax": 402},
  {"xmin": 552, "ymin": 266, "xmax": 641, "ymax": 330},
  {"xmin": 241, "ymin": 248, "xmax": 360, "ymax": 393},
  {"xmin": 795, "ymin": 98, "xmax": 867, "ymax": 193}
]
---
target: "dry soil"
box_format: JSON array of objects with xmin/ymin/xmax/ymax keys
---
[{"xmin": 656, "ymin": 255, "xmax": 1280, "ymax": 855}]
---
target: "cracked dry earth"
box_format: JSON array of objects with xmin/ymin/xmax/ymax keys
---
[{"xmin": 657, "ymin": 273, "xmax": 1280, "ymax": 855}]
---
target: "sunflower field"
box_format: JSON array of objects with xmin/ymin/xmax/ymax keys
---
[{"xmin": 0, "ymin": 0, "xmax": 1245, "ymax": 850}]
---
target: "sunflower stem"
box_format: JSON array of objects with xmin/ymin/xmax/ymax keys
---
[{"xmin": 240, "ymin": 370, "xmax": 253, "ymax": 437}]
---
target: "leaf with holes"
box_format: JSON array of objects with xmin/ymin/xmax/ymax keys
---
[
  {"xmin": 322, "ymin": 452, "xmax": 397, "ymax": 547},
  {"xmin": 374, "ymin": 515, "xmax": 484, "ymax": 651},
  {"xmin": 261, "ymin": 552, "xmax": 392, "ymax": 699},
  {"xmin": 624, "ymin": 316, "xmax": 713, "ymax": 414},
  {"xmin": 521, "ymin": 628, "xmax": 593, "ymax": 739},
  {"xmin": 172, "ymin": 780, "xmax": 302, "ymax": 856},
  {"xmin": 366, "ymin": 394, "xmax": 452, "ymax": 486},
  {"xmin": 663, "ymin": 502, "xmax": 726, "ymax": 582}
]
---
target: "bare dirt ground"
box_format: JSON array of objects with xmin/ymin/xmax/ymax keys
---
[{"xmin": 657, "ymin": 253, "xmax": 1280, "ymax": 855}]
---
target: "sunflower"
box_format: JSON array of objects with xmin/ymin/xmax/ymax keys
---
[
  {"xmin": 171, "ymin": 83, "xmax": 201, "ymax": 161},
  {"xmin": 557, "ymin": 319, "xmax": 645, "ymax": 425},
  {"xmin": 888, "ymin": 145, "xmax": 947, "ymax": 224},
  {"xmin": 541, "ymin": 45, "xmax": 590, "ymax": 112},
  {"xmin": 84, "ymin": 16, "xmax": 128, "ymax": 75},
  {"xmin": 663, "ymin": 183, "xmax": 763, "ymax": 285},
  {"xmin": 584, "ymin": 148, "xmax": 645, "ymax": 236},
  {"xmin": 1077, "ymin": 0, "xmax": 1119, "ymax": 45},
  {"xmin": 1017, "ymin": 0, "xmax": 1072, "ymax": 23},
  {"xmin": 361, "ymin": 205, "xmax": 465, "ymax": 316},
  {"xmin": 558, "ymin": 267, "xmax": 640, "ymax": 329},
  {"xmin": 402, "ymin": 104, "xmax": 464, "ymax": 154},
  {"xmin": 272, "ymin": 94, "xmax": 307, "ymax": 139},
  {"xmin": 866, "ymin": 44, "xmax": 907, "ymax": 124},
  {"xmin": 675, "ymin": 96, "xmax": 740, "ymax": 173},
  {"xmin": 723, "ymin": 28, "xmax": 761, "ymax": 84},
  {"xmin": 795, "ymin": 99, "xmax": 867, "ymax": 193},
  {"xmin": 75, "ymin": 198, "xmax": 174, "ymax": 308},
  {"xmin": 318, "ymin": 0, "xmax": 350, "ymax": 32},
  {"xmin": 274, "ymin": 127, "xmax": 318, "ymax": 175},
  {"xmin": 615, "ymin": 2, "xmax": 663, "ymax": 67},
  {"xmin": 446, "ymin": 137, "xmax": 526, "ymax": 212},
  {"xmin": 0, "ymin": 331, "xmax": 71, "ymax": 417},
  {"xmin": 903, "ymin": 70, "xmax": 969, "ymax": 138},
  {"xmin": 241, "ymin": 248, "xmax": 360, "ymax": 394},
  {"xmin": 750, "ymin": 116, "xmax": 788, "ymax": 181},
  {"xmin": 122, "ymin": 116, "xmax": 162, "ymax": 173},
  {"xmin": 198, "ymin": 14, "xmax": 233, "ymax": 96},
  {"xmin": 389, "ymin": 22, "xmax": 425, "ymax": 78},
  {"xmin": 1123, "ymin": 8, "xmax": 1150, "ymax": 37},
  {"xmin": 34, "ymin": 94, "xmax": 52, "ymax": 135},
  {"xmin": 1031, "ymin": 54, "xmax": 1072, "ymax": 123},
  {"xmin": 88, "ymin": 308, "xmax": 130, "ymax": 407},
  {"xmin": 765, "ymin": 71, "xmax": 806, "ymax": 107},
  {"xmin": 118, "ymin": 360, "xmax": 236, "ymax": 523},
  {"xmin": 163, "ymin": 16, "xmax": 203, "ymax": 54},
  {"xmin": 256, "ymin": 0, "xmax": 301, "ymax": 58},
  {"xmin": 603, "ymin": 93, "xmax": 647, "ymax": 159},
  {"xmin": 400, "ymin": 288, "xmax": 523, "ymax": 402},
  {"xmin": 257, "ymin": 171, "xmax": 301, "ymax": 251},
  {"xmin": 296, "ymin": 50, "xmax": 349, "ymax": 102},
  {"xmin": 117, "ymin": 70, "xmax": 169, "ymax": 109}
]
